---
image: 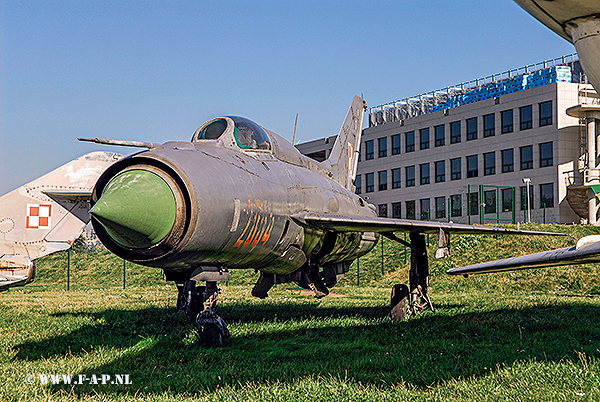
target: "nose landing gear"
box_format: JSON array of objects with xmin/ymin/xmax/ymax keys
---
[{"xmin": 177, "ymin": 280, "xmax": 230, "ymax": 346}]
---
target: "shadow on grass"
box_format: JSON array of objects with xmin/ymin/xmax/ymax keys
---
[{"xmin": 11, "ymin": 301, "xmax": 600, "ymax": 395}]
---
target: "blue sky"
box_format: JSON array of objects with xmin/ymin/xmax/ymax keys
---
[{"xmin": 0, "ymin": 1, "xmax": 575, "ymax": 194}]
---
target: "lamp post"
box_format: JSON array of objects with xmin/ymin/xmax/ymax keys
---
[{"xmin": 522, "ymin": 178, "xmax": 531, "ymax": 223}]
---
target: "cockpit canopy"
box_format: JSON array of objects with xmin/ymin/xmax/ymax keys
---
[
  {"xmin": 193, "ymin": 116, "xmax": 271, "ymax": 151},
  {"xmin": 196, "ymin": 118, "xmax": 228, "ymax": 140}
]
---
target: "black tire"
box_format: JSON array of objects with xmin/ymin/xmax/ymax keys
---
[
  {"xmin": 390, "ymin": 284, "xmax": 409, "ymax": 321},
  {"xmin": 201, "ymin": 324, "xmax": 223, "ymax": 347}
]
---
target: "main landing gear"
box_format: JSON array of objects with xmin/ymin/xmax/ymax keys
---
[
  {"xmin": 386, "ymin": 232, "xmax": 435, "ymax": 321},
  {"xmin": 177, "ymin": 280, "xmax": 230, "ymax": 346}
]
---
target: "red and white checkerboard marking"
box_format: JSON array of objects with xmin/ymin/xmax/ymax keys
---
[{"xmin": 26, "ymin": 204, "xmax": 52, "ymax": 229}]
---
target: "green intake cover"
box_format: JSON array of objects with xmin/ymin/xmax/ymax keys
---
[{"xmin": 91, "ymin": 169, "xmax": 176, "ymax": 249}]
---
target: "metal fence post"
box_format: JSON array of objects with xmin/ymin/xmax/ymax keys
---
[
  {"xmin": 468, "ymin": 184, "xmax": 471, "ymax": 225},
  {"xmin": 496, "ymin": 186, "xmax": 500, "ymax": 224},
  {"xmin": 67, "ymin": 248, "xmax": 70, "ymax": 291},
  {"xmin": 512, "ymin": 186, "xmax": 516, "ymax": 224},
  {"xmin": 543, "ymin": 204, "xmax": 547, "ymax": 224},
  {"xmin": 381, "ymin": 237, "xmax": 385, "ymax": 276},
  {"xmin": 404, "ymin": 233, "xmax": 407, "ymax": 264},
  {"xmin": 479, "ymin": 185, "xmax": 484, "ymax": 225}
]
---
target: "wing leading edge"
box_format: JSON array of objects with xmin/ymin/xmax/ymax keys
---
[{"xmin": 291, "ymin": 212, "xmax": 566, "ymax": 236}]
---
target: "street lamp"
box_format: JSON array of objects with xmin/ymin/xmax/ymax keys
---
[{"xmin": 522, "ymin": 178, "xmax": 531, "ymax": 223}]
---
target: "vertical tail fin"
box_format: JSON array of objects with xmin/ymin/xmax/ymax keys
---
[{"xmin": 324, "ymin": 96, "xmax": 367, "ymax": 190}]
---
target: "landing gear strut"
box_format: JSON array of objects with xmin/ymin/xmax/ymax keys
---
[
  {"xmin": 389, "ymin": 232, "xmax": 435, "ymax": 321},
  {"xmin": 177, "ymin": 280, "xmax": 230, "ymax": 346},
  {"xmin": 408, "ymin": 232, "xmax": 434, "ymax": 315},
  {"xmin": 306, "ymin": 259, "xmax": 329, "ymax": 298}
]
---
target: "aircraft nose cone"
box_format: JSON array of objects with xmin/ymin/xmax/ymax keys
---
[{"xmin": 91, "ymin": 169, "xmax": 177, "ymax": 249}]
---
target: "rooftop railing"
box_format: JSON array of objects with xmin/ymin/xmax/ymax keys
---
[{"xmin": 369, "ymin": 54, "xmax": 580, "ymax": 118}]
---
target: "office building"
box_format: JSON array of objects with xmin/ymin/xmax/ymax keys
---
[{"xmin": 297, "ymin": 55, "xmax": 596, "ymax": 224}]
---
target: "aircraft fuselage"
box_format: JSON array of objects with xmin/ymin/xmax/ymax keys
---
[{"xmin": 91, "ymin": 139, "xmax": 378, "ymax": 278}]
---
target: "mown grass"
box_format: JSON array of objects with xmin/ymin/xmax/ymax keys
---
[{"xmin": 1, "ymin": 224, "xmax": 600, "ymax": 401}]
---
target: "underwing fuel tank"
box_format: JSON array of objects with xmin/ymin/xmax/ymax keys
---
[{"xmin": 89, "ymin": 114, "xmax": 379, "ymax": 276}]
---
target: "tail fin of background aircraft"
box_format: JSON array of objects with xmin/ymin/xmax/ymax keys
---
[
  {"xmin": 0, "ymin": 151, "xmax": 121, "ymax": 291},
  {"xmin": 323, "ymin": 96, "xmax": 367, "ymax": 190}
]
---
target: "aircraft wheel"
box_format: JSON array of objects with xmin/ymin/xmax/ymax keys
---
[
  {"xmin": 390, "ymin": 284, "xmax": 409, "ymax": 321},
  {"xmin": 200, "ymin": 324, "xmax": 223, "ymax": 347}
]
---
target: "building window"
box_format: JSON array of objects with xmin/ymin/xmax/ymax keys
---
[
  {"xmin": 420, "ymin": 128, "xmax": 430, "ymax": 150},
  {"xmin": 540, "ymin": 142, "xmax": 553, "ymax": 167},
  {"xmin": 520, "ymin": 145, "xmax": 533, "ymax": 170},
  {"xmin": 501, "ymin": 149, "xmax": 514, "ymax": 173},
  {"xmin": 392, "ymin": 168, "xmax": 401, "ymax": 189},
  {"xmin": 420, "ymin": 198, "xmax": 430, "ymax": 220},
  {"xmin": 520, "ymin": 105, "xmax": 532, "ymax": 130},
  {"xmin": 502, "ymin": 188, "xmax": 514, "ymax": 212},
  {"xmin": 467, "ymin": 117, "xmax": 477, "ymax": 141},
  {"xmin": 435, "ymin": 160, "xmax": 445, "ymax": 183},
  {"xmin": 378, "ymin": 203, "xmax": 388, "ymax": 217},
  {"xmin": 539, "ymin": 101, "xmax": 552, "ymax": 127},
  {"xmin": 365, "ymin": 140, "xmax": 374, "ymax": 160},
  {"xmin": 435, "ymin": 124, "xmax": 445, "ymax": 147},
  {"xmin": 354, "ymin": 175, "xmax": 361, "ymax": 194},
  {"xmin": 406, "ymin": 166, "xmax": 415, "ymax": 187},
  {"xmin": 484, "ymin": 152, "xmax": 495, "ymax": 176},
  {"xmin": 540, "ymin": 183, "xmax": 554, "ymax": 208},
  {"xmin": 484, "ymin": 190, "xmax": 497, "ymax": 214},
  {"xmin": 420, "ymin": 163, "xmax": 430, "ymax": 185},
  {"xmin": 392, "ymin": 134, "xmax": 401, "ymax": 155},
  {"xmin": 501, "ymin": 109, "xmax": 513, "ymax": 133},
  {"xmin": 357, "ymin": 145, "xmax": 361, "ymax": 162},
  {"xmin": 451, "ymin": 194, "xmax": 462, "ymax": 217},
  {"xmin": 484, "ymin": 113, "xmax": 495, "ymax": 137},
  {"xmin": 378, "ymin": 170, "xmax": 387, "ymax": 191},
  {"xmin": 469, "ymin": 192, "xmax": 479, "ymax": 216},
  {"xmin": 378, "ymin": 137, "xmax": 387, "ymax": 158},
  {"xmin": 406, "ymin": 131, "xmax": 415, "ymax": 153},
  {"xmin": 450, "ymin": 121, "xmax": 461, "ymax": 143},
  {"xmin": 406, "ymin": 200, "xmax": 416, "ymax": 220},
  {"xmin": 392, "ymin": 202, "xmax": 402, "ymax": 218},
  {"xmin": 467, "ymin": 155, "xmax": 478, "ymax": 178},
  {"xmin": 520, "ymin": 186, "xmax": 534, "ymax": 211},
  {"xmin": 451, "ymin": 157, "xmax": 461, "ymax": 180},
  {"xmin": 435, "ymin": 196, "xmax": 446, "ymax": 219},
  {"xmin": 365, "ymin": 172, "xmax": 374, "ymax": 193}
]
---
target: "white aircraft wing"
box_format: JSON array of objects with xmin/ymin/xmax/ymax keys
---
[{"xmin": 447, "ymin": 235, "xmax": 600, "ymax": 275}]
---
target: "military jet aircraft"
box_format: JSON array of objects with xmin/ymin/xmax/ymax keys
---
[
  {"xmin": 0, "ymin": 152, "xmax": 122, "ymax": 291},
  {"xmin": 77, "ymin": 96, "xmax": 564, "ymax": 345}
]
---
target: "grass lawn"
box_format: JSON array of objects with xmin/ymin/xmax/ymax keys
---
[{"xmin": 1, "ymin": 224, "xmax": 600, "ymax": 401}]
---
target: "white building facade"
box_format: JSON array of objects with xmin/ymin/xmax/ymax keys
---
[{"xmin": 297, "ymin": 56, "xmax": 594, "ymax": 224}]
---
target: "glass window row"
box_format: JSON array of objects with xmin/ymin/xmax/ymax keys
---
[
  {"xmin": 376, "ymin": 183, "xmax": 554, "ymax": 220},
  {"xmin": 356, "ymin": 142, "xmax": 552, "ymax": 193},
  {"xmin": 360, "ymin": 101, "xmax": 553, "ymax": 160}
]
